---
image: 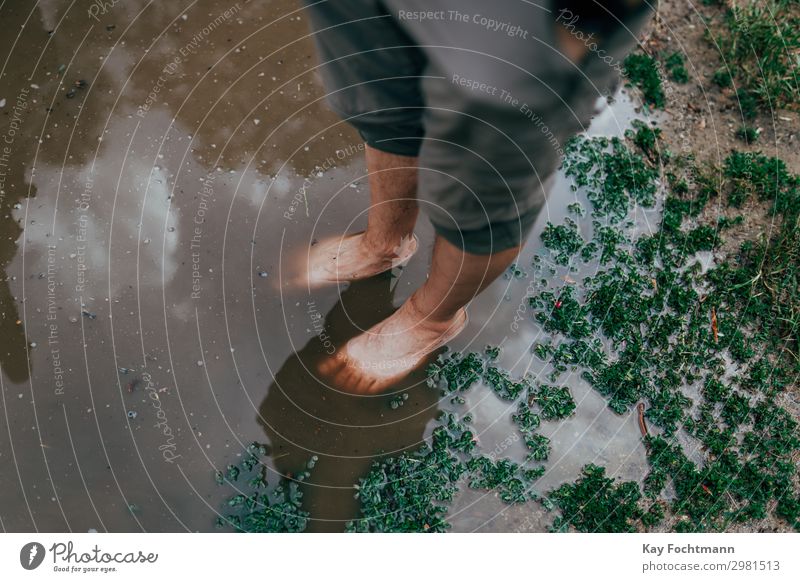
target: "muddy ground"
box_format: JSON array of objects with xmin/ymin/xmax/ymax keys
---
[{"xmin": 0, "ymin": 1, "xmax": 796, "ymax": 532}]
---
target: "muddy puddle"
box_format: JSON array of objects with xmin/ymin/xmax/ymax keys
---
[{"xmin": 1, "ymin": 0, "xmax": 663, "ymax": 532}]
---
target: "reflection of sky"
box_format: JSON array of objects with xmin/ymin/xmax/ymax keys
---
[{"xmin": 21, "ymin": 118, "xmax": 182, "ymax": 302}]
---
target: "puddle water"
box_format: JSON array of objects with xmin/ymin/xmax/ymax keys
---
[{"xmin": 1, "ymin": 0, "xmax": 658, "ymax": 532}]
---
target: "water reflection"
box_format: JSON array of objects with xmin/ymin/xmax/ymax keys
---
[{"xmin": 258, "ymin": 275, "xmax": 439, "ymax": 532}]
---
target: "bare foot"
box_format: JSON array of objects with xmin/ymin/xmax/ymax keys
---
[
  {"xmin": 318, "ymin": 298, "xmax": 468, "ymax": 394},
  {"xmin": 304, "ymin": 231, "xmax": 418, "ymax": 287}
]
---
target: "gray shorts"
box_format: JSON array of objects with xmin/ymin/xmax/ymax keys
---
[{"xmin": 303, "ymin": 0, "xmax": 654, "ymax": 253}]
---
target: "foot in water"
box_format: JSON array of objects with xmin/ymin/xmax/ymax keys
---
[
  {"xmin": 318, "ymin": 297, "xmax": 468, "ymax": 394},
  {"xmin": 304, "ymin": 231, "xmax": 418, "ymax": 287}
]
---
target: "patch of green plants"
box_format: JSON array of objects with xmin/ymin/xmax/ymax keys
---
[
  {"xmin": 529, "ymin": 384, "xmax": 576, "ymax": 420},
  {"xmin": 625, "ymin": 119, "xmax": 665, "ymax": 164},
  {"xmin": 427, "ymin": 351, "xmax": 485, "ymax": 394},
  {"xmin": 734, "ymin": 88, "xmax": 759, "ymax": 121},
  {"xmin": 567, "ymin": 202, "xmax": 586, "ymax": 216},
  {"xmin": 512, "ymin": 400, "xmax": 541, "ymax": 433},
  {"xmin": 540, "ymin": 338, "xmax": 606, "ymax": 381},
  {"xmin": 484, "ymin": 366, "xmax": 527, "ymax": 401},
  {"xmin": 523, "ymin": 433, "xmax": 551, "ymax": 462},
  {"xmin": 530, "ymin": 286, "xmax": 593, "ymax": 339},
  {"xmin": 707, "ymin": 151, "xmax": 799, "ymax": 349},
  {"xmin": 214, "ymin": 442, "xmax": 313, "ymax": 532},
  {"xmin": 623, "ymin": 52, "xmax": 666, "ymax": 108},
  {"xmin": 712, "ymin": 66, "xmax": 732, "ymax": 88},
  {"xmin": 346, "ymin": 413, "xmax": 475, "ymax": 532},
  {"xmin": 549, "ymin": 464, "xmax": 644, "ymax": 532},
  {"xmin": 663, "ymin": 51, "xmax": 689, "ymax": 83},
  {"xmin": 736, "ymin": 125, "xmax": 759, "ymax": 144},
  {"xmin": 562, "ymin": 134, "xmax": 659, "ymax": 222},
  {"xmin": 712, "ymin": 1, "xmax": 800, "ymax": 111},
  {"xmin": 540, "ymin": 217, "xmax": 584, "ymax": 265},
  {"xmin": 467, "ymin": 457, "xmax": 546, "ymax": 504}
]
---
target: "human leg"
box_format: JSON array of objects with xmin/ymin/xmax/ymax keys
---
[
  {"xmin": 319, "ymin": 235, "xmax": 520, "ymax": 394},
  {"xmin": 306, "ymin": 146, "xmax": 420, "ymax": 285}
]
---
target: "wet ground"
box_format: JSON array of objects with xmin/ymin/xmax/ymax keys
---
[{"xmin": 0, "ymin": 0, "xmax": 653, "ymax": 532}]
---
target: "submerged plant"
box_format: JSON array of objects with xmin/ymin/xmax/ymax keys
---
[
  {"xmin": 549, "ymin": 464, "xmax": 644, "ymax": 532},
  {"xmin": 215, "ymin": 442, "xmax": 313, "ymax": 533},
  {"xmin": 541, "ymin": 218, "xmax": 585, "ymax": 265},
  {"xmin": 345, "ymin": 415, "xmax": 473, "ymax": 532}
]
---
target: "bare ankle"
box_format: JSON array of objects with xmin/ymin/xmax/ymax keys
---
[
  {"xmin": 406, "ymin": 292, "xmax": 464, "ymax": 327},
  {"xmin": 361, "ymin": 230, "xmax": 414, "ymax": 257}
]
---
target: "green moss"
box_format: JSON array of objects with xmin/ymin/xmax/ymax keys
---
[
  {"xmin": 346, "ymin": 419, "xmax": 471, "ymax": 532},
  {"xmin": 467, "ymin": 457, "xmax": 544, "ymax": 504},
  {"xmin": 714, "ymin": 1, "xmax": 800, "ymax": 111},
  {"xmin": 541, "ymin": 218, "xmax": 584, "ymax": 265},
  {"xmin": 625, "ymin": 119, "xmax": 664, "ymax": 164},
  {"xmin": 549, "ymin": 464, "xmax": 643, "ymax": 532},
  {"xmin": 663, "ymin": 51, "xmax": 689, "ymax": 83},
  {"xmin": 524, "ymin": 434, "xmax": 551, "ymax": 462},
  {"xmin": 484, "ymin": 366, "xmax": 527, "ymax": 401},
  {"xmin": 530, "ymin": 384, "xmax": 576, "ymax": 421},
  {"xmin": 623, "ymin": 52, "xmax": 666, "ymax": 108},
  {"xmin": 215, "ymin": 442, "xmax": 312, "ymax": 532},
  {"xmin": 736, "ymin": 125, "xmax": 759, "ymax": 144},
  {"xmin": 562, "ymin": 135, "xmax": 659, "ymax": 222}
]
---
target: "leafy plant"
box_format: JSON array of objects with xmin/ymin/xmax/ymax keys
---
[
  {"xmin": 663, "ymin": 51, "xmax": 689, "ymax": 83},
  {"xmin": 623, "ymin": 52, "xmax": 666, "ymax": 108},
  {"xmin": 549, "ymin": 464, "xmax": 643, "ymax": 532},
  {"xmin": 713, "ymin": 1, "xmax": 800, "ymax": 111},
  {"xmin": 215, "ymin": 442, "xmax": 312, "ymax": 532}
]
